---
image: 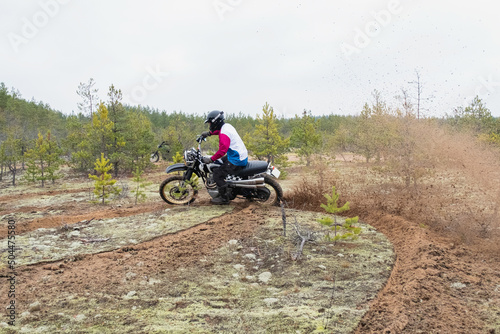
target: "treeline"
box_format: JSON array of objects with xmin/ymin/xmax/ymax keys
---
[{"xmin": 1, "ymin": 81, "xmax": 499, "ymax": 188}]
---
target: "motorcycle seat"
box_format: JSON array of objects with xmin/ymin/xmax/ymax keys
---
[{"xmin": 235, "ymin": 161, "xmax": 268, "ymax": 177}]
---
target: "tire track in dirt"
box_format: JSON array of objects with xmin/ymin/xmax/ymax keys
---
[
  {"xmin": 1, "ymin": 203, "xmax": 264, "ymax": 307},
  {"xmin": 0, "ymin": 187, "xmax": 86, "ymax": 203},
  {"xmin": 0, "ymin": 201, "xmax": 171, "ymax": 238},
  {"xmin": 354, "ymin": 211, "xmax": 499, "ymax": 334}
]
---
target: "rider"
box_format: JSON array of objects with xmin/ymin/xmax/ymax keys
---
[{"xmin": 201, "ymin": 110, "xmax": 248, "ymax": 205}]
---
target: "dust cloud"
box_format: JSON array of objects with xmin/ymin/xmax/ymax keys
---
[{"xmin": 287, "ymin": 120, "xmax": 500, "ymax": 256}]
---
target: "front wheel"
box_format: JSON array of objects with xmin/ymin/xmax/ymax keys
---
[
  {"xmin": 150, "ymin": 152, "xmax": 160, "ymax": 163},
  {"xmin": 159, "ymin": 175, "xmax": 198, "ymax": 205},
  {"xmin": 253, "ymin": 175, "xmax": 283, "ymax": 206}
]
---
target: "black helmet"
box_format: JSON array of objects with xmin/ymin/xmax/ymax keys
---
[{"xmin": 204, "ymin": 110, "xmax": 224, "ymax": 132}]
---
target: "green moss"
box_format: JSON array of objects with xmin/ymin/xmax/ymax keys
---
[
  {"xmin": 11, "ymin": 207, "xmax": 394, "ymax": 333},
  {"xmin": 0, "ymin": 206, "xmax": 233, "ymax": 266}
]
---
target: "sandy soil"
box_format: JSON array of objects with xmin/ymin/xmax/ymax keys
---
[
  {"xmin": 352, "ymin": 210, "xmax": 499, "ymax": 334},
  {"xmin": 0, "ymin": 161, "xmax": 499, "ymax": 333}
]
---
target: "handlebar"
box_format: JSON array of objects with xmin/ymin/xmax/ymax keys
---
[
  {"xmin": 196, "ymin": 135, "xmax": 208, "ymax": 144},
  {"xmin": 158, "ymin": 141, "xmax": 169, "ymax": 148}
]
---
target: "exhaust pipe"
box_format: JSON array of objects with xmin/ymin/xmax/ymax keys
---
[
  {"xmin": 233, "ymin": 184, "xmax": 267, "ymax": 189},
  {"xmin": 227, "ymin": 177, "xmax": 264, "ymax": 186}
]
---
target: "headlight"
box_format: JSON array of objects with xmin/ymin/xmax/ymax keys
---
[{"xmin": 184, "ymin": 148, "xmax": 196, "ymax": 167}]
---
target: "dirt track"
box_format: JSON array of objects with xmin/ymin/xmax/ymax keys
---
[
  {"xmin": 353, "ymin": 211, "xmax": 499, "ymax": 333},
  {"xmin": 0, "ymin": 162, "xmax": 499, "ymax": 333}
]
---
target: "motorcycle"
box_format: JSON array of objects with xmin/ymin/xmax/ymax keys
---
[
  {"xmin": 159, "ymin": 135, "xmax": 283, "ymax": 206},
  {"xmin": 150, "ymin": 141, "xmax": 170, "ymax": 163}
]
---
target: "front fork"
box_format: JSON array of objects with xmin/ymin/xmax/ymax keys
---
[{"xmin": 183, "ymin": 169, "xmax": 193, "ymax": 181}]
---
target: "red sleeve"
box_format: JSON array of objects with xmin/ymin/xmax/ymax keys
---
[{"xmin": 211, "ymin": 133, "xmax": 230, "ymax": 161}]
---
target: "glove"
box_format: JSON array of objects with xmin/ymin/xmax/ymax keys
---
[
  {"xmin": 202, "ymin": 156, "xmax": 213, "ymax": 164},
  {"xmin": 201, "ymin": 131, "xmax": 211, "ymax": 138}
]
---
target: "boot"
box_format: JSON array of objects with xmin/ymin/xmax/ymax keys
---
[{"xmin": 211, "ymin": 185, "xmax": 230, "ymax": 205}]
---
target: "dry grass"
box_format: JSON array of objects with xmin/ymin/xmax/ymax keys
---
[{"xmin": 283, "ymin": 159, "xmax": 343, "ymax": 212}]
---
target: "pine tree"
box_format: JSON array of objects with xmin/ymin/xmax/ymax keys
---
[
  {"xmin": 90, "ymin": 103, "xmax": 115, "ymax": 158},
  {"xmin": 353, "ymin": 91, "xmax": 398, "ymax": 163},
  {"xmin": 452, "ymin": 95, "xmax": 495, "ymax": 134},
  {"xmin": 66, "ymin": 97, "xmax": 156, "ymax": 175},
  {"xmin": 25, "ymin": 132, "xmax": 48, "ymax": 186},
  {"xmin": 245, "ymin": 102, "xmax": 289, "ymax": 166},
  {"xmin": 354, "ymin": 103, "xmax": 379, "ymax": 163},
  {"xmin": 317, "ymin": 186, "xmax": 361, "ymax": 243},
  {"xmin": 290, "ymin": 110, "xmax": 321, "ymax": 166},
  {"xmin": 76, "ymin": 78, "xmax": 99, "ymax": 117},
  {"xmin": 329, "ymin": 122, "xmax": 354, "ymax": 162},
  {"xmin": 44, "ymin": 131, "xmax": 63, "ymax": 184},
  {"xmin": 24, "ymin": 131, "xmax": 63, "ymax": 187},
  {"xmin": 107, "ymin": 85, "xmax": 127, "ymax": 177},
  {"xmin": 64, "ymin": 114, "xmax": 87, "ymax": 173},
  {"xmin": 2, "ymin": 135, "xmax": 23, "ymax": 186},
  {"xmin": 65, "ymin": 103, "xmax": 115, "ymax": 175},
  {"xmin": 172, "ymin": 151, "xmax": 184, "ymax": 163},
  {"xmin": 123, "ymin": 111, "xmax": 155, "ymax": 171},
  {"xmin": 24, "ymin": 149, "xmax": 39, "ymax": 184},
  {"xmin": 88, "ymin": 153, "xmax": 121, "ymax": 204},
  {"xmin": 0, "ymin": 143, "xmax": 5, "ymax": 181}
]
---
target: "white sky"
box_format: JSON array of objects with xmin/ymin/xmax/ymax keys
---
[{"xmin": 1, "ymin": 0, "xmax": 499, "ymax": 118}]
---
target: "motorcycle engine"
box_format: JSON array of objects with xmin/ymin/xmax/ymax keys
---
[
  {"xmin": 207, "ymin": 189, "xmax": 218, "ymax": 199},
  {"xmin": 206, "ymin": 175, "xmax": 218, "ymax": 198}
]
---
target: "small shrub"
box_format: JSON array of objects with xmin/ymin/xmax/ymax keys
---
[
  {"xmin": 131, "ymin": 166, "xmax": 152, "ymax": 204},
  {"xmin": 285, "ymin": 166, "xmax": 337, "ymax": 211},
  {"xmin": 172, "ymin": 151, "xmax": 184, "ymax": 163},
  {"xmin": 317, "ymin": 186, "xmax": 361, "ymax": 243}
]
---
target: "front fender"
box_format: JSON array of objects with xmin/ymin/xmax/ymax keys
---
[{"xmin": 166, "ymin": 163, "xmax": 187, "ymax": 174}]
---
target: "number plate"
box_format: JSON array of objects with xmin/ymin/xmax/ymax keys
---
[{"xmin": 271, "ymin": 166, "xmax": 281, "ymax": 178}]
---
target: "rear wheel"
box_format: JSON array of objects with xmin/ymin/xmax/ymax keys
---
[
  {"xmin": 253, "ymin": 176, "xmax": 283, "ymax": 206},
  {"xmin": 159, "ymin": 175, "xmax": 198, "ymax": 205}
]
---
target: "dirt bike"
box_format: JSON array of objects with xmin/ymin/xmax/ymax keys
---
[
  {"xmin": 150, "ymin": 141, "xmax": 170, "ymax": 162},
  {"xmin": 159, "ymin": 135, "xmax": 283, "ymax": 206}
]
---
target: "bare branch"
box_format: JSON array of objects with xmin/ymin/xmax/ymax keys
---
[{"xmin": 292, "ymin": 217, "xmax": 314, "ymax": 261}]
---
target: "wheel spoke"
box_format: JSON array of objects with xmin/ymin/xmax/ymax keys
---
[{"xmin": 160, "ymin": 175, "xmax": 198, "ymax": 205}]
